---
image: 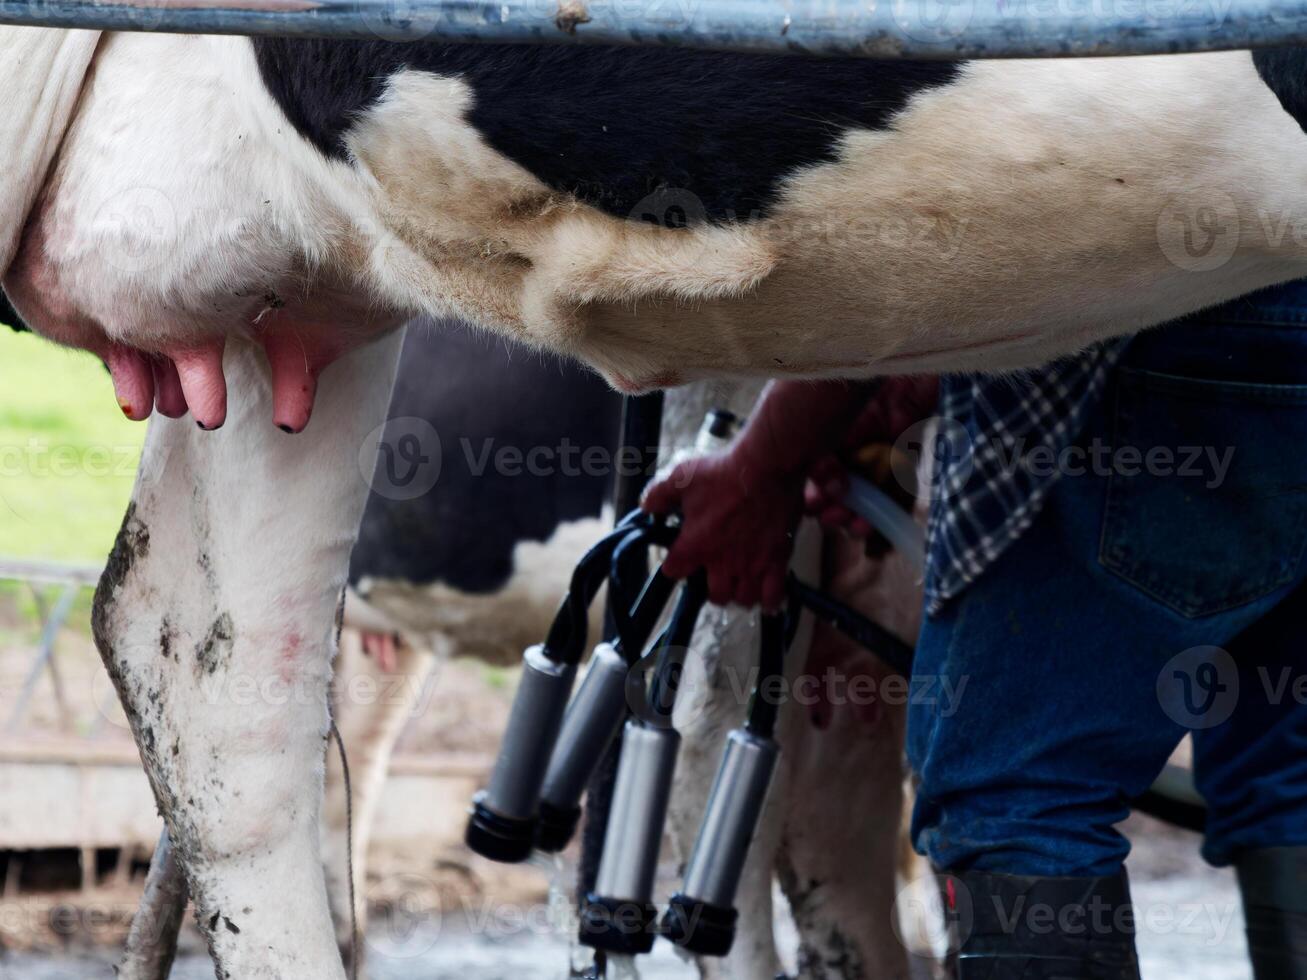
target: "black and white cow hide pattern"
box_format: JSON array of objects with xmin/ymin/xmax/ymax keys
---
[{"xmin": 11, "ymin": 33, "xmax": 1307, "ymax": 400}]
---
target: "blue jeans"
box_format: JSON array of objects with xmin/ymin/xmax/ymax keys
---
[{"xmin": 909, "ymin": 281, "xmax": 1307, "ymax": 877}]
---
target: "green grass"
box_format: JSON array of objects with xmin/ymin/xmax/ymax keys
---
[{"xmin": 0, "ymin": 328, "xmax": 145, "ymax": 562}]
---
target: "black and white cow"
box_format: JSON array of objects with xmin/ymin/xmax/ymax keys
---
[
  {"xmin": 12, "ymin": 34, "xmax": 1307, "ymax": 416},
  {"xmin": 7, "ymin": 23, "xmax": 1307, "ymax": 977}
]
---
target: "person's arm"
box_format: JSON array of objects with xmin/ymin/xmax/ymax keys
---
[
  {"xmin": 642, "ymin": 379, "xmax": 874, "ymax": 609},
  {"xmin": 805, "ymin": 376, "xmax": 940, "ymax": 535}
]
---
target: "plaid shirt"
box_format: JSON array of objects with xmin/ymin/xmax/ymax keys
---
[{"xmin": 923, "ymin": 339, "xmax": 1131, "ymax": 615}]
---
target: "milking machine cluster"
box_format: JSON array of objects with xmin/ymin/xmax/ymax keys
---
[{"xmin": 464, "ymin": 411, "xmax": 917, "ymax": 967}]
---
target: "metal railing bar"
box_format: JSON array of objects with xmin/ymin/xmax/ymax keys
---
[{"xmin": 2, "ymin": 0, "xmax": 1307, "ymax": 59}]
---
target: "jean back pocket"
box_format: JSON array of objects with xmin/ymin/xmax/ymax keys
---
[{"xmin": 1099, "ymin": 367, "xmax": 1307, "ymax": 618}]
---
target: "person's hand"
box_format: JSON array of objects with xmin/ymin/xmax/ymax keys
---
[
  {"xmin": 803, "ymin": 376, "xmax": 939, "ymax": 540},
  {"xmin": 639, "ymin": 377, "xmax": 922, "ymax": 610},
  {"xmin": 805, "ymin": 454, "xmax": 873, "ymax": 537},
  {"xmin": 642, "ymin": 447, "xmax": 804, "ymax": 610}
]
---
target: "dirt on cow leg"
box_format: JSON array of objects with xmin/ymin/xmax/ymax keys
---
[
  {"xmin": 656, "ymin": 381, "xmax": 793, "ymax": 980},
  {"xmin": 92, "ymin": 480, "xmax": 346, "ymax": 979},
  {"xmin": 88, "ymin": 334, "xmax": 404, "ymax": 980},
  {"xmin": 92, "ymin": 502, "xmax": 148, "ymax": 664}
]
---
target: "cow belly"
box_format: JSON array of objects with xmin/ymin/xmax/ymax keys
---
[
  {"xmin": 353, "ymin": 52, "xmax": 1307, "ymax": 388},
  {"xmin": 14, "ymin": 37, "xmax": 1307, "ymax": 416}
]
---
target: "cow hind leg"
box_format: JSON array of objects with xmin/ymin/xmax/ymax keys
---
[
  {"xmin": 94, "ymin": 333, "xmax": 403, "ymax": 979},
  {"xmin": 776, "ymin": 534, "xmax": 921, "ymax": 980},
  {"xmin": 667, "ymin": 604, "xmax": 786, "ymax": 980},
  {"xmin": 656, "ymin": 381, "xmax": 789, "ymax": 979},
  {"xmin": 776, "ymin": 657, "xmax": 911, "ymax": 980}
]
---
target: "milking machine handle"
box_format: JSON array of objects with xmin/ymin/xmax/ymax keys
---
[
  {"xmin": 645, "ymin": 570, "xmax": 709, "ymax": 719},
  {"xmin": 608, "ymin": 521, "xmax": 679, "ymax": 660},
  {"xmin": 543, "ymin": 506, "xmax": 915, "ymax": 747},
  {"xmin": 745, "ymin": 612, "xmax": 787, "ymax": 738},
  {"xmin": 786, "ymin": 574, "xmax": 915, "ymax": 676},
  {"xmin": 615, "ymin": 567, "xmax": 678, "ymax": 663},
  {"xmin": 542, "ymin": 511, "xmax": 664, "ymax": 664},
  {"xmin": 612, "ymin": 510, "xmax": 916, "ymax": 676}
]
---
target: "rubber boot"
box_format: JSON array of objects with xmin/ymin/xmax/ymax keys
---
[
  {"xmin": 950, "ymin": 868, "xmax": 1141, "ymax": 979},
  {"xmin": 1237, "ymin": 847, "xmax": 1307, "ymax": 980}
]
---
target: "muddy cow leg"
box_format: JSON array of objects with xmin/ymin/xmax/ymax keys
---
[
  {"xmin": 93, "ymin": 332, "xmax": 403, "ymax": 978},
  {"xmin": 659, "ymin": 381, "xmax": 805, "ymax": 980},
  {"xmin": 669, "ymin": 603, "xmax": 783, "ymax": 980},
  {"xmin": 659, "ymin": 382, "xmax": 777, "ymax": 980}
]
